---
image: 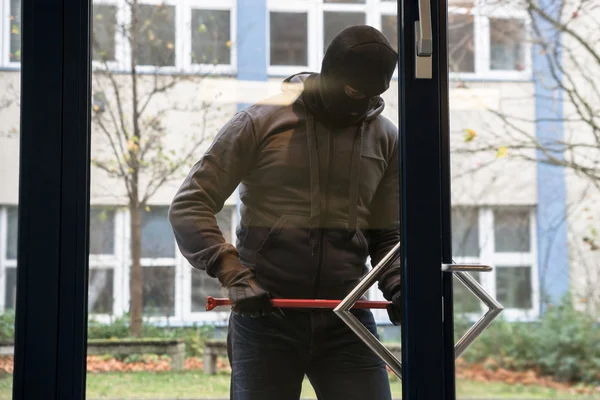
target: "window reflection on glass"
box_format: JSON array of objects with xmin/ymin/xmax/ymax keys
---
[
  {"xmin": 452, "ymin": 208, "xmax": 479, "ymax": 258},
  {"xmin": 448, "ymin": 13, "xmax": 475, "ymax": 73},
  {"xmin": 9, "ymin": 0, "xmax": 21, "ymax": 62},
  {"xmin": 490, "ymin": 18, "xmax": 526, "ymax": 71},
  {"xmin": 143, "ymin": 266, "xmax": 175, "ymax": 317},
  {"xmin": 92, "ymin": 5, "xmax": 117, "ymax": 62},
  {"xmin": 496, "ymin": 266, "xmax": 532, "ymax": 309},
  {"xmin": 88, "ymin": 269, "xmax": 114, "ymax": 314},
  {"xmin": 380, "ymin": 15, "xmax": 398, "ymax": 53},
  {"xmin": 90, "ymin": 208, "xmax": 115, "ymax": 255},
  {"xmin": 6, "ymin": 206, "xmax": 18, "ymax": 260},
  {"xmin": 4, "ymin": 268, "xmax": 17, "ymax": 310},
  {"xmin": 141, "ymin": 206, "xmax": 175, "ymax": 258},
  {"xmin": 191, "ymin": 9, "xmax": 231, "ymax": 65},
  {"xmin": 323, "ymin": 12, "xmax": 366, "ymax": 52},
  {"xmin": 270, "ymin": 12, "xmax": 308, "ymax": 66},
  {"xmin": 494, "ymin": 209, "xmax": 530, "ymax": 252},
  {"xmin": 135, "ymin": 4, "xmax": 176, "ymax": 67}
]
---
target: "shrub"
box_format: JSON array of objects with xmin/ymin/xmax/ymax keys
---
[{"xmin": 456, "ymin": 295, "xmax": 600, "ymax": 385}]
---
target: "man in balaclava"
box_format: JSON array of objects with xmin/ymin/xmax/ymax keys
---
[{"xmin": 169, "ymin": 25, "xmax": 402, "ymax": 399}]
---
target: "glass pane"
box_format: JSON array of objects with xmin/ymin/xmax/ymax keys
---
[
  {"xmin": 87, "ymin": 1, "xmax": 401, "ymax": 398},
  {"xmin": 1, "ymin": 0, "xmax": 21, "ymax": 390},
  {"xmin": 135, "ymin": 4, "xmax": 176, "ymax": 66},
  {"xmin": 453, "ymin": 272, "xmax": 481, "ymax": 314},
  {"xmin": 451, "ymin": 207, "xmax": 479, "ymax": 257},
  {"xmin": 9, "ymin": 0, "xmax": 21, "ymax": 62},
  {"xmin": 494, "ymin": 209, "xmax": 530, "ymax": 252},
  {"xmin": 191, "ymin": 9, "xmax": 231, "ymax": 65},
  {"xmin": 141, "ymin": 207, "xmax": 175, "ymax": 258},
  {"xmin": 490, "ymin": 18, "xmax": 526, "ymax": 71},
  {"xmin": 448, "ymin": 13, "xmax": 474, "ymax": 73},
  {"xmin": 4, "ymin": 268, "xmax": 17, "ymax": 310},
  {"xmin": 323, "ymin": 12, "xmax": 366, "ymax": 52},
  {"xmin": 88, "ymin": 269, "xmax": 114, "ymax": 314},
  {"xmin": 92, "ymin": 5, "xmax": 117, "ymax": 62},
  {"xmin": 270, "ymin": 12, "xmax": 308, "ymax": 66},
  {"xmin": 496, "ymin": 266, "xmax": 532, "ymax": 309},
  {"xmin": 143, "ymin": 266, "xmax": 175, "ymax": 317},
  {"xmin": 6, "ymin": 206, "xmax": 18, "ymax": 260},
  {"xmin": 381, "ymin": 15, "xmax": 398, "ymax": 53},
  {"xmin": 90, "ymin": 208, "xmax": 115, "ymax": 255}
]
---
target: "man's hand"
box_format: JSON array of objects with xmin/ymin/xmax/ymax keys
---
[
  {"xmin": 386, "ymin": 290, "xmax": 403, "ymax": 326},
  {"xmin": 228, "ymin": 277, "xmax": 274, "ymax": 317}
]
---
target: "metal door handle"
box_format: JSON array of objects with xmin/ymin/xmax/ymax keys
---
[
  {"xmin": 415, "ymin": 0, "xmax": 433, "ymax": 79},
  {"xmin": 335, "ymin": 245, "xmax": 504, "ymax": 379},
  {"xmin": 416, "ymin": 0, "xmax": 433, "ymax": 56}
]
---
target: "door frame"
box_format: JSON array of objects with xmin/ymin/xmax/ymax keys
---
[
  {"xmin": 11, "ymin": 0, "xmax": 456, "ymax": 398},
  {"xmin": 398, "ymin": 0, "xmax": 456, "ymax": 398}
]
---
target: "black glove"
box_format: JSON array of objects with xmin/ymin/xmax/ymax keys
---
[
  {"xmin": 213, "ymin": 253, "xmax": 278, "ymax": 317},
  {"xmin": 228, "ymin": 277, "xmax": 273, "ymax": 317},
  {"xmin": 386, "ymin": 290, "xmax": 403, "ymax": 326},
  {"xmin": 378, "ymin": 269, "xmax": 403, "ymax": 326}
]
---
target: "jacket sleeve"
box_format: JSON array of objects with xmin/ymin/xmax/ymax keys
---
[
  {"xmin": 168, "ymin": 111, "xmax": 257, "ymax": 280},
  {"xmin": 368, "ymin": 143, "xmax": 402, "ymax": 301}
]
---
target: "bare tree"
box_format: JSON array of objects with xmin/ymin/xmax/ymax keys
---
[
  {"xmin": 452, "ymin": 0, "xmax": 600, "ymax": 313},
  {"xmin": 91, "ymin": 0, "xmax": 223, "ymax": 336}
]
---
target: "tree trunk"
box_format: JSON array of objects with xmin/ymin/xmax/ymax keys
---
[{"xmin": 129, "ymin": 203, "xmax": 143, "ymax": 337}]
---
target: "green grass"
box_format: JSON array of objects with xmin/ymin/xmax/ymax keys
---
[{"xmin": 0, "ymin": 371, "xmax": 595, "ymax": 399}]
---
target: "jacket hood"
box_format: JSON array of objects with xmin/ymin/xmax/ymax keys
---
[{"xmin": 282, "ymin": 73, "xmax": 385, "ymax": 121}]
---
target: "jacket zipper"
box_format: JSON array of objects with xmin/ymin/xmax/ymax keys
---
[{"xmin": 314, "ymin": 130, "xmax": 335, "ymax": 299}]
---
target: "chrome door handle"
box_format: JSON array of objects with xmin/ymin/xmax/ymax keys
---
[{"xmin": 334, "ymin": 245, "xmax": 504, "ymax": 379}]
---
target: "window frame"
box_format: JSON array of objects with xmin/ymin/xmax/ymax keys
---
[
  {"xmin": 452, "ymin": 207, "xmax": 539, "ymax": 322},
  {"xmin": 265, "ymin": 0, "xmax": 531, "ymax": 81},
  {"xmin": 183, "ymin": 204, "xmax": 237, "ymax": 324},
  {"xmin": 448, "ymin": 2, "xmax": 532, "ymax": 81},
  {"xmin": 87, "ymin": 207, "xmax": 125, "ymax": 320}
]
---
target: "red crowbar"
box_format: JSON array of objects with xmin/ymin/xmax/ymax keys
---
[{"xmin": 206, "ymin": 296, "xmax": 391, "ymax": 311}]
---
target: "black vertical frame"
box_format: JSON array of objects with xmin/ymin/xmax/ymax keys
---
[
  {"xmin": 12, "ymin": 0, "xmax": 91, "ymax": 397},
  {"xmin": 398, "ymin": 0, "xmax": 455, "ymax": 399}
]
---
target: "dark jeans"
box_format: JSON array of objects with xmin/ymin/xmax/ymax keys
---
[{"xmin": 226, "ymin": 308, "xmax": 392, "ymax": 400}]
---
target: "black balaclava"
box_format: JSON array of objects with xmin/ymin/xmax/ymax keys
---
[{"xmin": 318, "ymin": 25, "xmax": 398, "ymax": 127}]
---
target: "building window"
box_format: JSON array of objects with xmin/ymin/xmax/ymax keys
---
[
  {"xmin": 380, "ymin": 14, "xmax": 398, "ymax": 52},
  {"xmin": 89, "ymin": 268, "xmax": 114, "ymax": 314},
  {"xmin": 448, "ymin": 13, "xmax": 475, "ymax": 73},
  {"xmin": 93, "ymin": 4, "xmax": 118, "ymax": 62},
  {"xmin": 489, "ymin": 18, "xmax": 526, "ymax": 71},
  {"xmin": 134, "ymin": 4, "xmax": 176, "ymax": 67},
  {"xmin": 4, "ymin": 268, "xmax": 17, "ymax": 310},
  {"xmin": 141, "ymin": 206, "xmax": 176, "ymax": 259},
  {"xmin": 269, "ymin": 12, "xmax": 308, "ymax": 66},
  {"xmin": 191, "ymin": 9, "xmax": 231, "ymax": 65},
  {"xmin": 494, "ymin": 209, "xmax": 530, "ymax": 252},
  {"xmin": 266, "ymin": 0, "xmax": 529, "ymax": 80},
  {"xmin": 88, "ymin": 207, "xmax": 119, "ymax": 315},
  {"xmin": 190, "ymin": 205, "xmax": 235, "ymax": 313},
  {"xmin": 6, "ymin": 207, "xmax": 17, "ymax": 260},
  {"xmin": 139, "ymin": 206, "xmax": 176, "ymax": 317},
  {"xmin": 90, "ymin": 208, "xmax": 116, "ymax": 255},
  {"xmin": 9, "ymin": 0, "xmax": 21, "ymax": 63},
  {"xmin": 451, "ymin": 207, "xmax": 537, "ymax": 319},
  {"xmin": 323, "ymin": 12, "xmax": 366, "ymax": 52},
  {"xmin": 143, "ymin": 265, "xmax": 175, "ymax": 317}
]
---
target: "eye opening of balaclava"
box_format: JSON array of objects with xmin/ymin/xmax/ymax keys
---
[{"xmin": 319, "ymin": 25, "xmax": 398, "ymax": 127}]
